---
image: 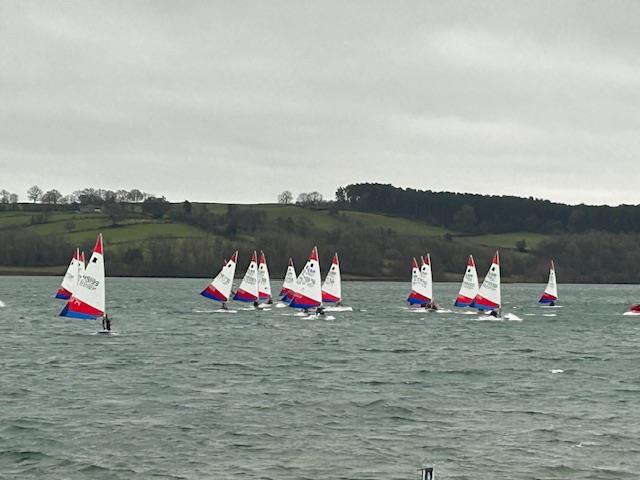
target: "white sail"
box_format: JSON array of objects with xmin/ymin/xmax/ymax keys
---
[
  {"xmin": 473, "ymin": 251, "xmax": 501, "ymax": 311},
  {"xmin": 257, "ymin": 251, "xmax": 272, "ymax": 301},
  {"xmin": 233, "ymin": 251, "xmax": 259, "ymax": 302},
  {"xmin": 420, "ymin": 254, "xmax": 434, "ymax": 302},
  {"xmin": 56, "ymin": 248, "xmax": 82, "ymax": 299},
  {"xmin": 539, "ymin": 260, "xmax": 558, "ymax": 304},
  {"xmin": 201, "ymin": 251, "xmax": 238, "ymax": 302},
  {"xmin": 289, "ymin": 246, "xmax": 322, "ymax": 308},
  {"xmin": 410, "ymin": 257, "xmax": 420, "ymax": 292},
  {"xmin": 321, "ymin": 253, "xmax": 341, "ymax": 303},
  {"xmin": 454, "ymin": 254, "xmax": 479, "ymax": 307},
  {"xmin": 280, "ymin": 258, "xmax": 296, "ymax": 298},
  {"xmin": 60, "ymin": 234, "xmax": 105, "ymax": 319}
]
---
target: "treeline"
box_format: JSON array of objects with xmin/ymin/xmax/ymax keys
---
[
  {"xmin": 336, "ymin": 183, "xmax": 640, "ymax": 234},
  {"xmin": 0, "ymin": 185, "xmax": 159, "ymax": 206},
  {"xmin": 0, "ymin": 202, "xmax": 540, "ymax": 280}
]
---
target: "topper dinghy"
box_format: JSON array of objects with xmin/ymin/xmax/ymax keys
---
[
  {"xmin": 454, "ymin": 254, "xmax": 479, "ymax": 308},
  {"xmin": 289, "ymin": 246, "xmax": 322, "ymax": 310},
  {"xmin": 60, "ymin": 234, "xmax": 112, "ymax": 332},
  {"xmin": 233, "ymin": 251, "xmax": 259, "ymax": 305},
  {"xmin": 539, "ymin": 260, "xmax": 558, "ymax": 305},
  {"xmin": 471, "ymin": 251, "xmax": 501, "ymax": 314},
  {"xmin": 201, "ymin": 251, "xmax": 238, "ymax": 309}
]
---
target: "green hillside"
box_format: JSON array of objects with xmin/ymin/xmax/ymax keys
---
[{"xmin": 0, "ymin": 202, "xmax": 548, "ymax": 280}]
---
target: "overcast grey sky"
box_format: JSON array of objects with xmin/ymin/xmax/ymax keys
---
[{"xmin": 1, "ymin": 1, "xmax": 639, "ymax": 205}]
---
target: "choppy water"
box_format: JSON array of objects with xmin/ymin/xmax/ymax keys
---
[{"xmin": 0, "ymin": 277, "xmax": 639, "ymax": 479}]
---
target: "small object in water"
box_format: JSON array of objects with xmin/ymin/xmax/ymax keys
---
[{"xmin": 419, "ymin": 467, "xmax": 434, "ymax": 480}]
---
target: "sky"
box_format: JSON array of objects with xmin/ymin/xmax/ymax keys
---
[{"xmin": 1, "ymin": 1, "xmax": 639, "ymax": 205}]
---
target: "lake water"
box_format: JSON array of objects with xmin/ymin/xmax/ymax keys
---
[{"xmin": 0, "ymin": 277, "xmax": 639, "ymax": 479}]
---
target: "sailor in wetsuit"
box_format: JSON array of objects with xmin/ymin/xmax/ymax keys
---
[{"xmin": 102, "ymin": 314, "xmax": 111, "ymax": 331}]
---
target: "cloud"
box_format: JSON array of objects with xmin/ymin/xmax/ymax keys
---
[{"xmin": 0, "ymin": 1, "xmax": 639, "ymax": 205}]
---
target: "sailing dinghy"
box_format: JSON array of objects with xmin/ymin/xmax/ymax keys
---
[
  {"xmin": 279, "ymin": 258, "xmax": 297, "ymax": 302},
  {"xmin": 200, "ymin": 251, "xmax": 238, "ymax": 309},
  {"xmin": 539, "ymin": 260, "xmax": 558, "ymax": 305},
  {"xmin": 321, "ymin": 253, "xmax": 341, "ymax": 304},
  {"xmin": 471, "ymin": 251, "xmax": 501, "ymax": 314},
  {"xmin": 454, "ymin": 255, "xmax": 479, "ymax": 307},
  {"xmin": 233, "ymin": 251, "xmax": 259, "ymax": 305},
  {"xmin": 289, "ymin": 246, "xmax": 322, "ymax": 310},
  {"xmin": 55, "ymin": 248, "xmax": 83, "ymax": 299},
  {"xmin": 59, "ymin": 234, "xmax": 111, "ymax": 332},
  {"xmin": 257, "ymin": 251, "xmax": 272, "ymax": 304},
  {"xmin": 408, "ymin": 256, "xmax": 433, "ymax": 307}
]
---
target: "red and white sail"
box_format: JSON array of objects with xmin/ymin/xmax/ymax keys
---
[
  {"xmin": 233, "ymin": 251, "xmax": 259, "ymax": 302},
  {"xmin": 201, "ymin": 251, "xmax": 238, "ymax": 302},
  {"xmin": 60, "ymin": 234, "xmax": 106, "ymax": 320},
  {"xmin": 454, "ymin": 255, "xmax": 479, "ymax": 307},
  {"xmin": 257, "ymin": 251, "xmax": 272, "ymax": 301},
  {"xmin": 55, "ymin": 248, "xmax": 82, "ymax": 299},
  {"xmin": 280, "ymin": 258, "xmax": 297, "ymax": 299},
  {"xmin": 289, "ymin": 246, "xmax": 322, "ymax": 309},
  {"xmin": 321, "ymin": 253, "xmax": 341, "ymax": 303},
  {"xmin": 408, "ymin": 256, "xmax": 432, "ymax": 305},
  {"xmin": 539, "ymin": 260, "xmax": 558, "ymax": 304},
  {"xmin": 472, "ymin": 251, "xmax": 501, "ymax": 311}
]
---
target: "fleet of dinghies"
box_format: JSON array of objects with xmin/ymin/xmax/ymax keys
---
[
  {"xmin": 52, "ymin": 232, "xmax": 640, "ymax": 330},
  {"xmin": 408, "ymin": 250, "xmax": 558, "ymax": 318},
  {"xmin": 197, "ymin": 245, "xmax": 344, "ymax": 314}
]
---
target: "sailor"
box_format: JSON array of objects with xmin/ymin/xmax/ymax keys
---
[
  {"xmin": 221, "ymin": 302, "xmax": 228, "ymax": 310},
  {"xmin": 549, "ymin": 301, "xmax": 555, "ymax": 307},
  {"xmin": 489, "ymin": 309, "xmax": 499, "ymax": 318},
  {"xmin": 253, "ymin": 301, "xmax": 259, "ymax": 308},
  {"xmin": 102, "ymin": 313, "xmax": 111, "ymax": 331},
  {"xmin": 316, "ymin": 307, "xmax": 325, "ymax": 316}
]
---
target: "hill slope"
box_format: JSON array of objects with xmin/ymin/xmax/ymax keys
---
[{"xmin": 0, "ymin": 202, "xmax": 549, "ymax": 281}]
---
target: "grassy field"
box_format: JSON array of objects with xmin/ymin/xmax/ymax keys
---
[
  {"xmin": 462, "ymin": 232, "xmax": 549, "ymax": 250},
  {"xmin": 0, "ymin": 205, "xmax": 549, "ymax": 255},
  {"xmin": 0, "ymin": 203, "xmax": 547, "ymax": 275}
]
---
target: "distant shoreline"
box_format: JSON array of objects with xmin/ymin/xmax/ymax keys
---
[{"xmin": 1, "ymin": 268, "xmax": 633, "ymax": 284}]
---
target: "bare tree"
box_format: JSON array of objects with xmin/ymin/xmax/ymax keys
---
[
  {"xmin": 127, "ymin": 189, "xmax": 144, "ymax": 202},
  {"xmin": 277, "ymin": 190, "xmax": 293, "ymax": 204},
  {"xmin": 27, "ymin": 185, "xmax": 43, "ymax": 203},
  {"xmin": 115, "ymin": 189, "xmax": 129, "ymax": 202},
  {"xmin": 9, "ymin": 193, "xmax": 18, "ymax": 203},
  {"xmin": 61, "ymin": 194, "xmax": 77, "ymax": 204},
  {"xmin": 0, "ymin": 190, "xmax": 9, "ymax": 203},
  {"xmin": 296, "ymin": 191, "xmax": 323, "ymax": 206},
  {"xmin": 41, "ymin": 189, "xmax": 63, "ymax": 204}
]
